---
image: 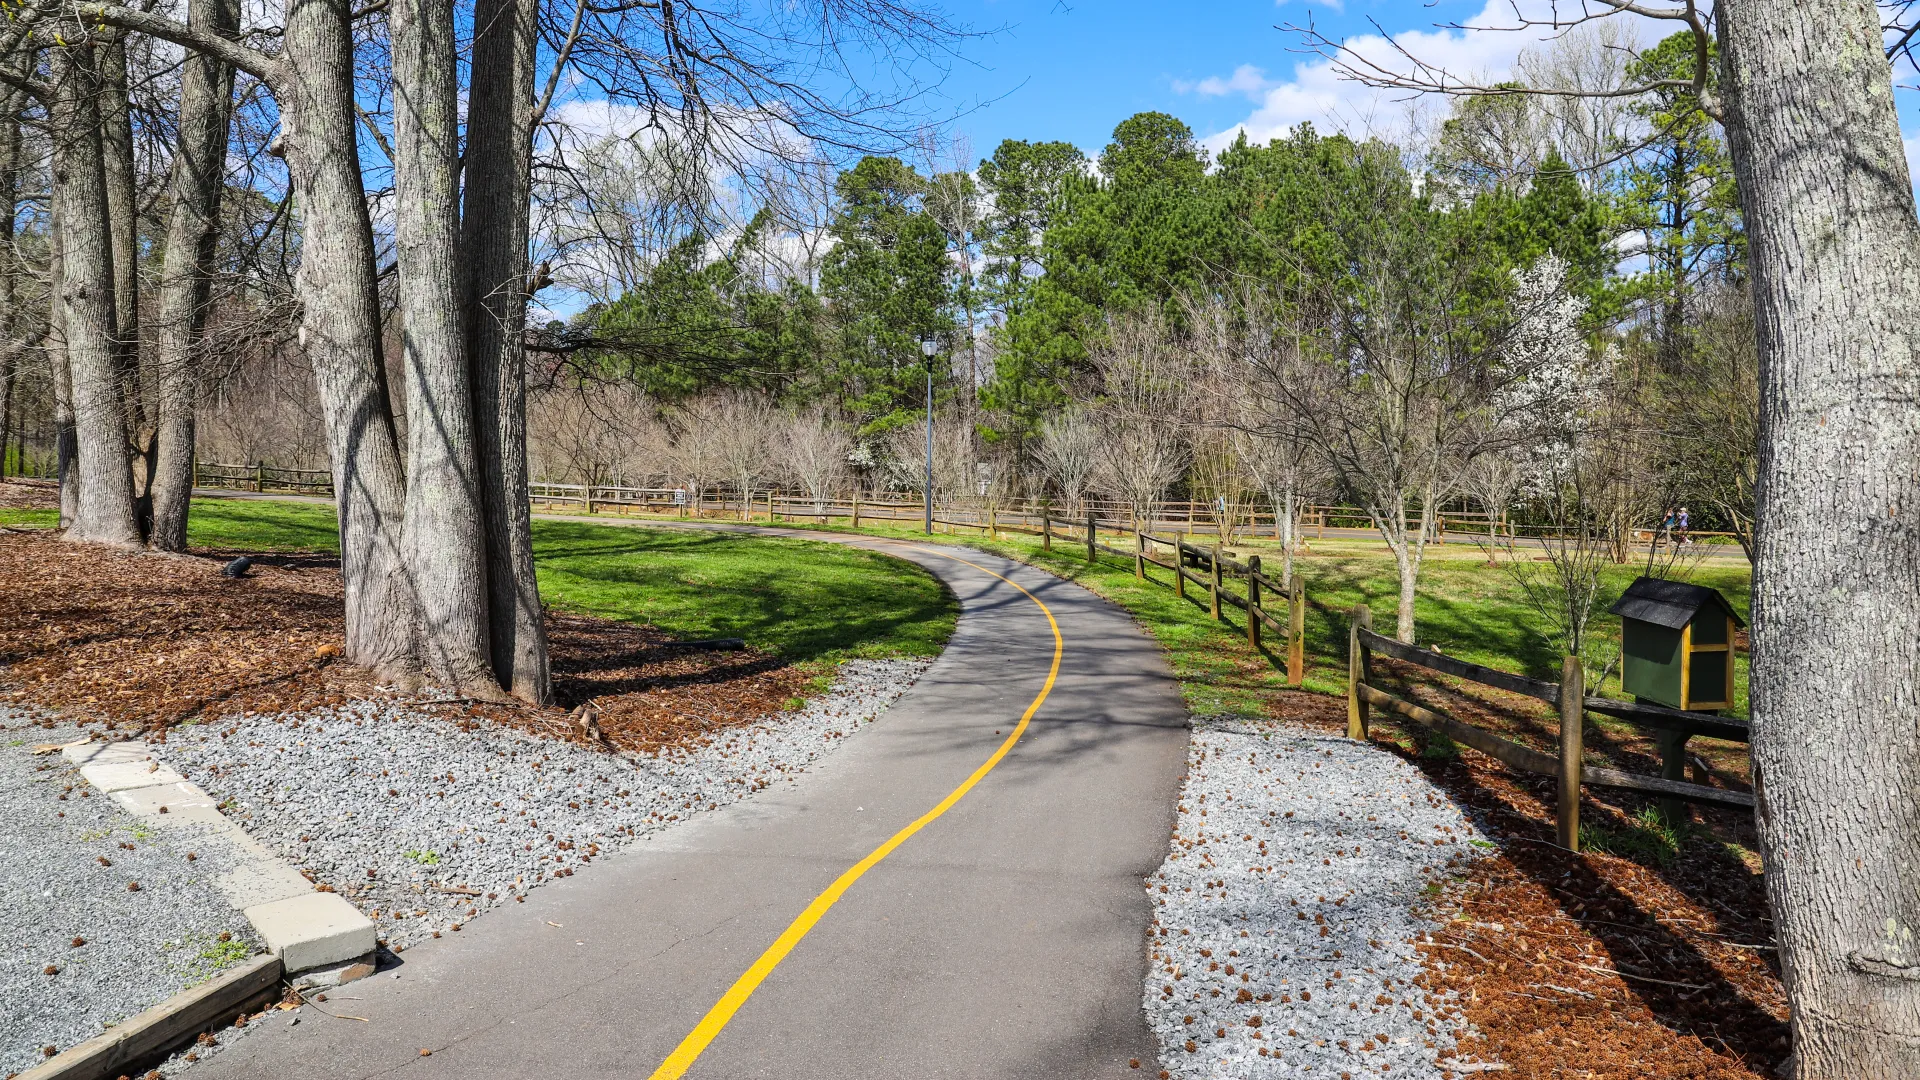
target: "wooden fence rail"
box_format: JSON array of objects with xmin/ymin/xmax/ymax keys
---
[
  {"xmin": 1130, "ymin": 530, "xmax": 1309, "ymax": 687},
  {"xmin": 1346, "ymin": 611, "xmax": 1754, "ymax": 852},
  {"xmin": 191, "ymin": 470, "xmax": 1740, "ymax": 548},
  {"xmin": 192, "ymin": 461, "xmax": 334, "ymax": 494}
]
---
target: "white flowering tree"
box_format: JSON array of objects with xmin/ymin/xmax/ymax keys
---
[{"xmin": 1481, "ymin": 253, "xmax": 1621, "ymax": 673}]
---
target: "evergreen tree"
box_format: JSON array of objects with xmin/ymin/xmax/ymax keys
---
[
  {"xmin": 1619, "ymin": 31, "xmax": 1743, "ymax": 367},
  {"xmin": 985, "ymin": 113, "xmax": 1229, "ymax": 439},
  {"xmin": 819, "ymin": 156, "xmax": 955, "ymax": 431}
]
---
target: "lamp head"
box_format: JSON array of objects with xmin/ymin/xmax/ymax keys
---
[{"xmin": 920, "ymin": 337, "xmax": 939, "ymax": 359}]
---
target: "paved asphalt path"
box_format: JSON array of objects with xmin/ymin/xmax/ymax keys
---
[{"xmin": 195, "ymin": 524, "xmax": 1191, "ymax": 1080}]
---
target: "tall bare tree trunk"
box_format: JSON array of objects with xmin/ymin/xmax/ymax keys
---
[
  {"xmin": 1720, "ymin": 3, "xmax": 1920, "ymax": 1075},
  {"xmin": 389, "ymin": 0, "xmax": 498, "ymax": 693},
  {"xmin": 462, "ymin": 0, "xmax": 551, "ymax": 703},
  {"xmin": 99, "ymin": 34, "xmax": 144, "ymax": 510},
  {"xmin": 149, "ymin": 0, "xmax": 239, "ymax": 551},
  {"xmin": 50, "ymin": 38, "xmax": 141, "ymax": 546},
  {"xmin": 48, "ymin": 197, "xmax": 77, "ymax": 524},
  {"xmin": 276, "ymin": 0, "xmax": 418, "ymax": 677},
  {"xmin": 0, "ymin": 355, "xmax": 11, "ymax": 480},
  {"xmin": 0, "ymin": 75, "xmax": 21, "ymax": 482}
]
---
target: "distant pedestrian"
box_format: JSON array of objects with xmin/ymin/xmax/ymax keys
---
[
  {"xmin": 1678, "ymin": 506, "xmax": 1691, "ymax": 545},
  {"xmin": 1658, "ymin": 507, "xmax": 1676, "ymax": 547}
]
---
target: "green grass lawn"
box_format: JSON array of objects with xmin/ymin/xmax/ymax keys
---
[
  {"xmin": 188, "ymin": 498, "xmax": 343, "ymax": 552},
  {"xmin": 175, "ymin": 497, "xmax": 954, "ymax": 664},
  {"xmin": 0, "ymin": 507, "xmax": 56, "ymax": 527},
  {"xmin": 622, "ymin": 511, "xmax": 1753, "ymax": 720},
  {"xmin": 47, "ymin": 494, "xmax": 1754, "ymax": 718},
  {"xmin": 529, "ymin": 521, "xmax": 952, "ymax": 661}
]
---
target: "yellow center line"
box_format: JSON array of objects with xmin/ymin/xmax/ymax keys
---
[{"xmin": 646, "ymin": 547, "xmax": 1063, "ymax": 1080}]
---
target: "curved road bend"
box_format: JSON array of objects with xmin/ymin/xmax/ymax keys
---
[{"xmin": 195, "ymin": 525, "xmax": 1191, "ymax": 1080}]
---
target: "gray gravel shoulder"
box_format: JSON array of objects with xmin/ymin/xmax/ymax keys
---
[
  {"xmin": 161, "ymin": 658, "xmax": 932, "ymax": 954},
  {"xmin": 1144, "ymin": 718, "xmax": 1489, "ymax": 1079},
  {"xmin": 0, "ymin": 713, "xmax": 261, "ymax": 1076}
]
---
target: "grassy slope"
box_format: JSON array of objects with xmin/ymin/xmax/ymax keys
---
[{"xmin": 173, "ymin": 498, "xmax": 955, "ymax": 664}]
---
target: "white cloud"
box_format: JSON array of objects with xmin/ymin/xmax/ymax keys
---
[
  {"xmin": 1174, "ymin": 64, "xmax": 1275, "ymax": 98},
  {"xmin": 1197, "ymin": 0, "xmax": 1653, "ymax": 154}
]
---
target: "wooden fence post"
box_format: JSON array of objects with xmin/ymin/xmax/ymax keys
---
[
  {"xmin": 1347, "ymin": 605, "xmax": 1371, "ymax": 740},
  {"xmin": 1209, "ymin": 541, "xmax": 1223, "ymax": 620},
  {"xmin": 988, "ymin": 505, "xmax": 998, "ymax": 541},
  {"xmin": 1041, "ymin": 505, "xmax": 1051, "ymax": 552},
  {"xmin": 851, "ymin": 491, "xmax": 861, "ymax": 529},
  {"xmin": 254, "ymin": 461, "xmax": 264, "ymax": 492},
  {"xmin": 1246, "ymin": 555, "xmax": 1262, "ymax": 650},
  {"xmin": 1175, "ymin": 542, "xmax": 1187, "ymax": 599},
  {"xmin": 1288, "ymin": 574, "xmax": 1306, "ymax": 687},
  {"xmin": 768, "ymin": 490, "xmax": 776, "ymax": 522},
  {"xmin": 1134, "ymin": 529, "xmax": 1145, "ymax": 579},
  {"xmin": 1558, "ymin": 656, "xmax": 1585, "ymax": 851},
  {"xmin": 1086, "ymin": 511, "xmax": 1096, "ymax": 563},
  {"xmin": 1656, "ymin": 729, "xmax": 1690, "ymax": 827}
]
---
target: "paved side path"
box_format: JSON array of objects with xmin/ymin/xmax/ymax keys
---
[{"xmin": 195, "ymin": 526, "xmax": 1190, "ymax": 1079}]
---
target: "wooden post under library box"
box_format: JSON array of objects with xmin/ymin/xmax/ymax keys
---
[{"xmin": 1608, "ymin": 576, "xmax": 1744, "ymax": 711}]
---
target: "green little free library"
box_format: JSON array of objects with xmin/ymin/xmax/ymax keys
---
[{"xmin": 1609, "ymin": 576, "xmax": 1746, "ymax": 713}]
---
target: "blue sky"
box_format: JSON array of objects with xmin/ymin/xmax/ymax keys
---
[
  {"xmin": 921, "ymin": 0, "xmax": 1597, "ymax": 161},
  {"xmin": 917, "ymin": 1, "xmax": 1920, "ymax": 171}
]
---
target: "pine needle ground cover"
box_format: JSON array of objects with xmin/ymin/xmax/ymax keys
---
[{"xmin": 0, "ymin": 499, "xmax": 955, "ymax": 755}]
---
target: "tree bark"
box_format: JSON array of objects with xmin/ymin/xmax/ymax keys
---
[
  {"xmin": 149, "ymin": 0, "xmax": 239, "ymax": 552},
  {"xmin": 389, "ymin": 0, "xmax": 499, "ymax": 694},
  {"xmin": 276, "ymin": 0, "xmax": 418, "ymax": 677},
  {"xmin": 99, "ymin": 33, "xmax": 145, "ymax": 508},
  {"xmin": 0, "ymin": 73, "xmax": 21, "ymax": 482},
  {"xmin": 48, "ymin": 196, "xmax": 77, "ymax": 525},
  {"xmin": 462, "ymin": 0, "xmax": 551, "ymax": 702},
  {"xmin": 1719, "ymin": 3, "xmax": 1920, "ymax": 1075},
  {"xmin": 50, "ymin": 38, "xmax": 141, "ymax": 546}
]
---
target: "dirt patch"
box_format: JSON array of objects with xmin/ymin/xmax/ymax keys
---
[
  {"xmin": 0, "ymin": 531, "xmax": 811, "ymax": 756},
  {"xmin": 1264, "ymin": 669, "xmax": 1783, "ymax": 1079}
]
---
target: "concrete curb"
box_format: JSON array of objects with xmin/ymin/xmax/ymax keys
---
[
  {"xmin": 14, "ymin": 955, "xmax": 282, "ymax": 1080},
  {"xmin": 62, "ymin": 739, "xmax": 377, "ymax": 975}
]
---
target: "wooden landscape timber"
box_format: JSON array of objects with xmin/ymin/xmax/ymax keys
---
[{"xmin": 1345, "ymin": 613, "xmax": 1756, "ymax": 855}]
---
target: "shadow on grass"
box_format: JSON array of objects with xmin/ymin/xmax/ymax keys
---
[{"xmin": 529, "ymin": 521, "xmax": 957, "ymax": 663}]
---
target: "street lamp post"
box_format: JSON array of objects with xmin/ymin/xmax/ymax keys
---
[{"xmin": 921, "ymin": 337, "xmax": 937, "ymax": 535}]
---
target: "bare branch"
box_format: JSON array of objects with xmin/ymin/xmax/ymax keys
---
[
  {"xmin": 1279, "ymin": 0, "xmax": 1723, "ymax": 124},
  {"xmin": 69, "ymin": 2, "xmax": 281, "ymax": 85}
]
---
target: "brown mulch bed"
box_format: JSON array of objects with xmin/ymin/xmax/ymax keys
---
[
  {"xmin": 1262, "ymin": 662, "xmax": 1786, "ymax": 1079},
  {"xmin": 0, "ymin": 478, "xmax": 58, "ymax": 510},
  {"xmin": 0, "ymin": 531, "xmax": 810, "ymax": 755}
]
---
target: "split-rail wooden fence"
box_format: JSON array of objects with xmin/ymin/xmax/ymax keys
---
[{"xmin": 1344, "ymin": 606, "xmax": 1754, "ymax": 851}]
